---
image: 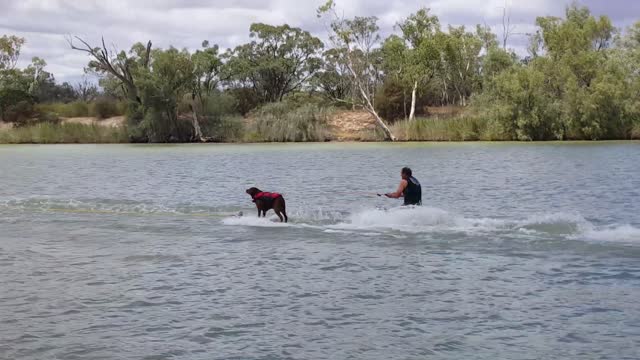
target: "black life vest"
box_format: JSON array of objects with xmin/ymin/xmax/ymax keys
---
[{"xmin": 403, "ymin": 176, "xmax": 422, "ymax": 206}]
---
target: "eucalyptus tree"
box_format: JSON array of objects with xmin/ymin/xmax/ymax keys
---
[{"xmin": 225, "ymin": 23, "xmax": 324, "ymax": 103}]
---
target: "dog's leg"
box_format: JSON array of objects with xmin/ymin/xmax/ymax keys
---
[
  {"xmin": 275, "ymin": 211, "xmax": 284, "ymax": 222},
  {"xmin": 283, "ymin": 210, "xmax": 288, "ymax": 223}
]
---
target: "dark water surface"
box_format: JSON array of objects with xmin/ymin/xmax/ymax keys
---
[{"xmin": 1, "ymin": 142, "xmax": 639, "ymax": 359}]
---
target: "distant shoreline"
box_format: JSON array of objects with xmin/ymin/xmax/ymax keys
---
[
  {"xmin": 2, "ymin": 110, "xmax": 639, "ymax": 144},
  {"xmin": 2, "ymin": 137, "xmax": 639, "ymax": 145}
]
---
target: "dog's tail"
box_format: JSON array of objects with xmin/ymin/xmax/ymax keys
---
[
  {"xmin": 279, "ymin": 196, "xmax": 288, "ymax": 223},
  {"xmin": 282, "ymin": 197, "xmax": 288, "ymax": 223}
]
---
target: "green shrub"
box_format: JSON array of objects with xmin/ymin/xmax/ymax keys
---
[
  {"xmin": 124, "ymin": 102, "xmax": 146, "ymax": 142},
  {"xmin": 632, "ymin": 121, "xmax": 640, "ymax": 140},
  {"xmin": 139, "ymin": 107, "xmax": 169, "ymax": 142},
  {"xmin": 89, "ymin": 98, "xmax": 122, "ymax": 119},
  {"xmin": 202, "ymin": 115, "xmax": 245, "ymax": 142},
  {"xmin": 36, "ymin": 100, "xmax": 124, "ymax": 120},
  {"xmin": 36, "ymin": 101, "xmax": 90, "ymax": 118},
  {"xmin": 251, "ymin": 102, "xmax": 331, "ymax": 142},
  {"xmin": 180, "ymin": 92, "xmax": 238, "ymax": 119},
  {"xmin": 0, "ymin": 89, "xmax": 35, "ymax": 124},
  {"xmin": 116, "ymin": 101, "xmax": 128, "ymax": 116},
  {"xmin": 226, "ymin": 87, "xmax": 259, "ymax": 116},
  {"xmin": 202, "ymin": 93, "xmax": 237, "ymax": 120},
  {"xmin": 134, "ymin": 106, "xmax": 194, "ymax": 143},
  {"xmin": 64, "ymin": 101, "xmax": 90, "ymax": 117},
  {"xmin": 4, "ymin": 100, "xmax": 37, "ymax": 125},
  {"xmin": 375, "ymin": 79, "xmax": 406, "ymax": 122},
  {"xmin": 374, "ymin": 79, "xmax": 435, "ymax": 122},
  {"xmin": 34, "ymin": 103, "xmax": 57, "ymax": 116},
  {"xmin": 282, "ymin": 92, "xmax": 331, "ymax": 108}
]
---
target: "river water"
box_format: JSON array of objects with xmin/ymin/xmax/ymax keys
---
[{"xmin": 1, "ymin": 142, "xmax": 639, "ymax": 360}]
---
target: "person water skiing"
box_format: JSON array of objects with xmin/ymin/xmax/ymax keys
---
[{"xmin": 380, "ymin": 167, "xmax": 422, "ymax": 206}]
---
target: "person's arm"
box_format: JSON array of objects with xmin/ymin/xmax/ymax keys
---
[{"xmin": 385, "ymin": 180, "xmax": 408, "ymax": 198}]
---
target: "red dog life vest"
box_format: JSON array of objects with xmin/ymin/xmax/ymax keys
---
[{"xmin": 252, "ymin": 192, "xmax": 282, "ymax": 202}]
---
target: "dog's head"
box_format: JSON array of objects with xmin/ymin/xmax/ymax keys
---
[{"xmin": 246, "ymin": 187, "xmax": 261, "ymax": 198}]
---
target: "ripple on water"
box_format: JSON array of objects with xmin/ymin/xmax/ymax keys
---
[{"xmin": 1, "ymin": 143, "xmax": 640, "ymax": 360}]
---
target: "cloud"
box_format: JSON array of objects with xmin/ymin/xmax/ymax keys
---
[{"xmin": 0, "ymin": 0, "xmax": 634, "ymax": 83}]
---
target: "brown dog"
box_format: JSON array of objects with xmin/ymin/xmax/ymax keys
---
[{"xmin": 246, "ymin": 187, "xmax": 288, "ymax": 222}]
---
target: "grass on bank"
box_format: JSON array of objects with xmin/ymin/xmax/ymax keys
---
[
  {"xmin": 0, "ymin": 123, "xmax": 128, "ymax": 144},
  {"xmin": 245, "ymin": 103, "xmax": 332, "ymax": 142},
  {"xmin": 392, "ymin": 116, "xmax": 640, "ymax": 141},
  {"xmin": 1, "ymin": 102, "xmax": 335, "ymax": 144},
  {"xmin": 391, "ymin": 115, "xmax": 502, "ymax": 141},
  {"xmin": 3, "ymin": 102, "xmax": 639, "ymax": 144}
]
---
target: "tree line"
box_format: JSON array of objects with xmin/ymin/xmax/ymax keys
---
[{"xmin": 1, "ymin": 1, "xmax": 639, "ymax": 141}]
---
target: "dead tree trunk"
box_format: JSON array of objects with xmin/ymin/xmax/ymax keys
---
[
  {"xmin": 188, "ymin": 93, "xmax": 207, "ymax": 142},
  {"xmin": 360, "ymin": 86, "xmax": 396, "ymax": 141},
  {"xmin": 402, "ymin": 88, "xmax": 407, "ymax": 120},
  {"xmin": 409, "ymin": 80, "xmax": 418, "ymax": 121},
  {"xmin": 68, "ymin": 36, "xmax": 150, "ymax": 105},
  {"xmin": 346, "ymin": 63, "xmax": 396, "ymax": 141},
  {"xmin": 189, "ymin": 104, "xmax": 205, "ymax": 142}
]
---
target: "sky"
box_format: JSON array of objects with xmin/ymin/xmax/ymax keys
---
[{"xmin": 1, "ymin": 0, "xmax": 638, "ymax": 84}]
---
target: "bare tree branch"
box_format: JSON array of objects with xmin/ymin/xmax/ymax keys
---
[
  {"xmin": 69, "ymin": 35, "xmax": 152, "ymax": 104},
  {"xmin": 501, "ymin": 1, "xmax": 517, "ymax": 50}
]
